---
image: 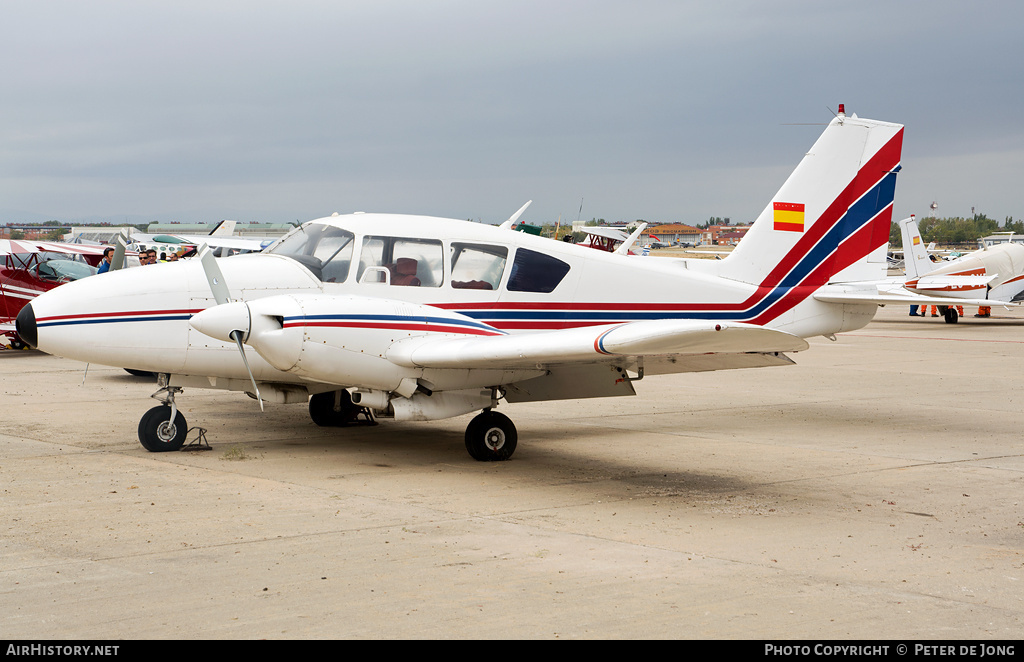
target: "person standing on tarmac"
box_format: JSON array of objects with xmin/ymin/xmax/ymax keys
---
[{"xmin": 96, "ymin": 247, "xmax": 114, "ymax": 274}]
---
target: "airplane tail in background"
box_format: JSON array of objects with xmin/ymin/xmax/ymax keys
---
[
  {"xmin": 209, "ymin": 220, "xmax": 237, "ymax": 237},
  {"xmin": 723, "ymin": 108, "xmax": 903, "ymax": 290},
  {"xmin": 898, "ymin": 215, "xmax": 933, "ymax": 279}
]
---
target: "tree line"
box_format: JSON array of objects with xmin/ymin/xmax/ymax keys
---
[{"xmin": 888, "ymin": 214, "xmax": 1022, "ymax": 248}]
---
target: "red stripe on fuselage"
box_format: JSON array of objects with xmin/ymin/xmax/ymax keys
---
[{"xmin": 286, "ymin": 321, "xmax": 503, "ymax": 336}]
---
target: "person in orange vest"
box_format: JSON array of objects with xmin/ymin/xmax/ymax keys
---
[{"xmin": 975, "ymin": 306, "xmax": 991, "ymax": 318}]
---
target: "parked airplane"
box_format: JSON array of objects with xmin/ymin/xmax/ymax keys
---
[
  {"xmin": 886, "ymin": 239, "xmax": 942, "ymax": 271},
  {"xmin": 572, "ymin": 224, "xmax": 647, "ymax": 255},
  {"xmin": 897, "ymin": 215, "xmax": 1024, "ymax": 321},
  {"xmin": 1, "ymin": 239, "xmax": 109, "ymax": 347},
  {"xmin": 19, "ymin": 106, "xmax": 905, "ymax": 460},
  {"xmin": 128, "ymin": 220, "xmax": 276, "ymax": 259}
]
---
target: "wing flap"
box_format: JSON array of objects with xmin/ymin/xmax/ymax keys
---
[{"xmin": 387, "ymin": 319, "xmax": 808, "ymax": 370}]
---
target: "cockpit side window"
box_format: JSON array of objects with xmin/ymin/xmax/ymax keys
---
[
  {"xmin": 507, "ymin": 248, "xmax": 570, "ymax": 293},
  {"xmin": 450, "ymin": 243, "xmax": 507, "ymax": 290},
  {"xmin": 312, "ymin": 232, "xmax": 354, "ymax": 283}
]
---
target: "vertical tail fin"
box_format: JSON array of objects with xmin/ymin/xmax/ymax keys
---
[
  {"xmin": 898, "ymin": 215, "xmax": 933, "ymax": 279},
  {"xmin": 724, "ymin": 110, "xmax": 904, "ymax": 290},
  {"xmin": 209, "ymin": 220, "xmax": 237, "ymax": 237}
]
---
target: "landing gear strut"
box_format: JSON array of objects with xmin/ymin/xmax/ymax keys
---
[
  {"xmin": 465, "ymin": 410, "xmax": 517, "ymax": 461},
  {"xmin": 139, "ymin": 381, "xmax": 187, "ymax": 452}
]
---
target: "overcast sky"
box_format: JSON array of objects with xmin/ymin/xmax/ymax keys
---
[{"xmin": 2, "ymin": 1, "xmax": 1022, "ymax": 227}]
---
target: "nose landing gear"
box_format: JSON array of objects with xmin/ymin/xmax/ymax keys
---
[{"xmin": 138, "ymin": 381, "xmax": 187, "ymax": 452}]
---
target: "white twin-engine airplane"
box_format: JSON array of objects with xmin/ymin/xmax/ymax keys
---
[
  {"xmin": 18, "ymin": 107, "xmax": 905, "ymax": 461},
  {"xmin": 899, "ymin": 215, "xmax": 1024, "ymax": 312}
]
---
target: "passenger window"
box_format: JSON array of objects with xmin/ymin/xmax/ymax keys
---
[
  {"xmin": 507, "ymin": 248, "xmax": 570, "ymax": 293},
  {"xmin": 357, "ymin": 236, "xmax": 443, "ymax": 287},
  {"xmin": 450, "ymin": 243, "xmax": 507, "ymax": 290}
]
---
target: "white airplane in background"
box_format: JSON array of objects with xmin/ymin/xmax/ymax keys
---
[
  {"xmin": 898, "ymin": 216, "xmax": 1024, "ymax": 318},
  {"xmin": 128, "ymin": 220, "xmax": 276, "ymax": 258},
  {"xmin": 21, "ymin": 106, "xmax": 906, "ymax": 461}
]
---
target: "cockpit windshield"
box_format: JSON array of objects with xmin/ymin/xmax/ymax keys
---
[
  {"xmin": 38, "ymin": 259, "xmax": 97, "ymax": 281},
  {"xmin": 267, "ymin": 224, "xmax": 355, "ymax": 282}
]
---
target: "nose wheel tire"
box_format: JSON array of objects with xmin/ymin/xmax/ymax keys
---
[
  {"xmin": 465, "ymin": 410, "xmax": 517, "ymax": 461},
  {"xmin": 138, "ymin": 405, "xmax": 187, "ymax": 452}
]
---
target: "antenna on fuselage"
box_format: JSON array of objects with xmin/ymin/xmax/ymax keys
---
[
  {"xmin": 499, "ymin": 200, "xmax": 533, "ymax": 230},
  {"xmin": 614, "ymin": 222, "xmax": 648, "ymax": 255}
]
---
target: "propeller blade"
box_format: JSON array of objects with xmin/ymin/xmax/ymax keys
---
[
  {"xmin": 231, "ymin": 330, "xmax": 264, "ymax": 412},
  {"xmin": 198, "ymin": 244, "xmax": 231, "ymax": 305},
  {"xmin": 197, "ymin": 243, "xmax": 263, "ymax": 411},
  {"xmin": 109, "ymin": 232, "xmax": 128, "ymax": 271}
]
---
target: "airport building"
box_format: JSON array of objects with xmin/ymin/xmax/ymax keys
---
[
  {"xmin": 640, "ymin": 224, "xmax": 701, "ymax": 246},
  {"xmin": 978, "ymin": 233, "xmax": 1024, "ymax": 248}
]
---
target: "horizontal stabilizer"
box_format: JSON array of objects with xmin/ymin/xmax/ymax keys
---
[{"xmin": 813, "ymin": 287, "xmax": 1015, "ymax": 308}]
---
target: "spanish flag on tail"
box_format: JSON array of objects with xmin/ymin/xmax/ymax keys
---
[{"xmin": 773, "ymin": 202, "xmax": 805, "ymax": 232}]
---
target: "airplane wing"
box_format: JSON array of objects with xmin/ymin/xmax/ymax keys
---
[
  {"xmin": 29, "ymin": 241, "xmax": 113, "ymax": 258},
  {"xmin": 386, "ymin": 319, "xmax": 808, "ymax": 370},
  {"xmin": 1, "ymin": 239, "xmax": 114, "ymax": 263},
  {"xmin": 171, "ymin": 234, "xmax": 274, "ymax": 251},
  {"xmin": 910, "ymin": 274, "xmax": 998, "ymax": 291},
  {"xmin": 0, "ymin": 239, "xmax": 39, "ymax": 256},
  {"xmin": 130, "ymin": 231, "xmax": 272, "ymax": 253},
  {"xmin": 583, "ymin": 227, "xmax": 630, "ymax": 242},
  {"xmin": 383, "ymin": 318, "xmax": 808, "ymax": 403}
]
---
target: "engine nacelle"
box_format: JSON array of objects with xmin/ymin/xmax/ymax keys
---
[
  {"xmin": 191, "ymin": 293, "xmax": 507, "ymax": 394},
  {"xmin": 390, "ymin": 388, "xmax": 496, "ymax": 422}
]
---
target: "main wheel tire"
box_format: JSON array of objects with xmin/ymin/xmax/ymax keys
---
[
  {"xmin": 944, "ymin": 308, "xmax": 959, "ymax": 324},
  {"xmin": 309, "ymin": 390, "xmax": 357, "ymax": 427},
  {"xmin": 138, "ymin": 405, "xmax": 187, "ymax": 452},
  {"xmin": 465, "ymin": 410, "xmax": 517, "ymax": 461}
]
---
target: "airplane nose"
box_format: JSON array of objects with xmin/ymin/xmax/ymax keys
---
[{"xmin": 15, "ymin": 303, "xmax": 37, "ymax": 349}]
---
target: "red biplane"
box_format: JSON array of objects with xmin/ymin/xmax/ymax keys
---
[{"xmin": 1, "ymin": 239, "xmax": 111, "ymax": 348}]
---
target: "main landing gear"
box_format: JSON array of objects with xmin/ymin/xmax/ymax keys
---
[
  {"xmin": 464, "ymin": 410, "xmax": 517, "ymax": 461},
  {"xmin": 308, "ymin": 390, "xmax": 376, "ymax": 427},
  {"xmin": 308, "ymin": 391, "xmax": 520, "ymax": 461}
]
